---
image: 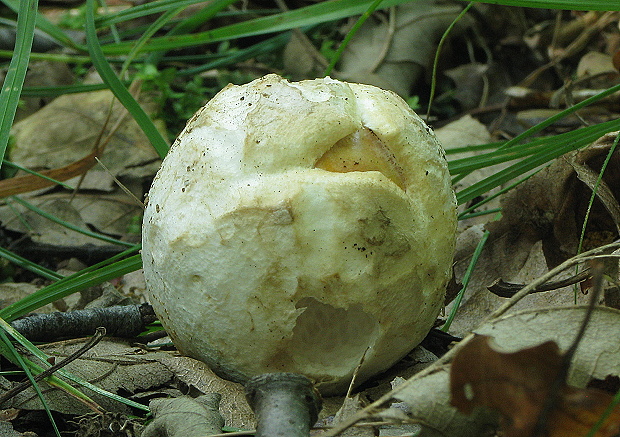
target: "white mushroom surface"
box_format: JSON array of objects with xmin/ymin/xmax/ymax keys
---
[{"xmin": 142, "ymin": 74, "xmax": 457, "ymax": 395}]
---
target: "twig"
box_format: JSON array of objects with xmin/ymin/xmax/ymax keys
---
[
  {"xmin": 487, "ymin": 268, "xmax": 592, "ymax": 297},
  {"xmin": 10, "ymin": 304, "xmax": 156, "ymax": 342},
  {"xmin": 0, "ymin": 327, "xmax": 106, "ymax": 405}
]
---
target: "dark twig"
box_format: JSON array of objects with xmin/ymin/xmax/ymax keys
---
[
  {"xmin": 487, "ymin": 268, "xmax": 592, "ymax": 297},
  {"xmin": 10, "ymin": 303, "xmax": 157, "ymax": 342},
  {"xmin": 0, "ymin": 327, "xmax": 106, "ymax": 405}
]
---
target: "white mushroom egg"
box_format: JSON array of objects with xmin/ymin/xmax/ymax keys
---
[{"xmin": 142, "ymin": 74, "xmax": 457, "ymax": 395}]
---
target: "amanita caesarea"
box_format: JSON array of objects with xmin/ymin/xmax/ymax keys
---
[{"xmin": 142, "ymin": 74, "xmax": 457, "ymax": 395}]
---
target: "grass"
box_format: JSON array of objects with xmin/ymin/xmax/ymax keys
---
[{"xmin": 1, "ymin": 0, "xmax": 620, "ymax": 432}]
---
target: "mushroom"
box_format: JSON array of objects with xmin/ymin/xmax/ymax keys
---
[{"xmin": 142, "ymin": 74, "xmax": 457, "ymax": 396}]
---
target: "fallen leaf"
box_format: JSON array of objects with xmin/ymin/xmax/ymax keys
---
[
  {"xmin": 474, "ymin": 306, "xmax": 620, "ymax": 387},
  {"xmin": 337, "ymin": 2, "xmax": 470, "ymax": 97},
  {"xmin": 142, "ymin": 395, "xmax": 224, "ymax": 437},
  {"xmin": 152, "ymin": 354, "xmax": 255, "ymax": 430},
  {"xmin": 450, "ymin": 335, "xmax": 620, "ymax": 437},
  {"xmin": 2, "ymin": 338, "xmax": 174, "ymax": 415},
  {"xmin": 9, "ymin": 89, "xmax": 162, "ymax": 191},
  {"xmin": 344, "ymin": 306, "xmax": 620, "ymax": 437}
]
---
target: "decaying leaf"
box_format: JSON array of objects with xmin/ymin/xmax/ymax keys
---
[
  {"xmin": 0, "ymin": 192, "xmax": 143, "ymax": 247},
  {"xmin": 9, "ymin": 89, "xmax": 162, "ymax": 191},
  {"xmin": 475, "ymin": 306, "xmax": 620, "ymax": 387},
  {"xmin": 450, "ymin": 335, "xmax": 620, "ymax": 437},
  {"xmin": 331, "ymin": 394, "xmax": 376, "ymax": 437},
  {"xmin": 487, "ymin": 131, "xmax": 620, "ymax": 269},
  {"xmin": 142, "ymin": 394, "xmax": 224, "ymax": 437},
  {"xmin": 1, "ymin": 338, "xmax": 174, "ymax": 415},
  {"xmin": 151, "ymin": 354, "xmax": 255, "ymax": 430},
  {"xmin": 388, "ymin": 366, "xmax": 497, "ymax": 437},
  {"xmin": 337, "ymin": 1, "xmax": 470, "ymax": 97}
]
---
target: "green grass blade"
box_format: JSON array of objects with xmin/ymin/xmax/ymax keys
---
[
  {"xmin": 98, "ymin": 0, "xmax": 414, "ymax": 55},
  {"xmin": 178, "ymin": 31, "xmax": 292, "ymax": 76},
  {"xmin": 499, "ymin": 82, "xmax": 620, "ymax": 151},
  {"xmin": 442, "ymin": 229, "xmax": 490, "ymax": 332},
  {"xmin": 95, "ymin": 0, "xmax": 221, "ymax": 27},
  {"xmin": 0, "ymin": 329, "xmax": 62, "ymax": 437},
  {"xmin": 455, "ymin": 118, "xmax": 620, "ymax": 205},
  {"xmin": 0, "ymin": 0, "xmax": 37, "ymax": 169},
  {"xmin": 145, "ymin": 0, "xmax": 239, "ymax": 65},
  {"xmin": 20, "ymin": 83, "xmax": 126, "ymax": 96},
  {"xmin": 324, "ymin": 0, "xmax": 386, "ymax": 76},
  {"xmin": 85, "ymin": 0, "xmax": 169, "ymax": 158},
  {"xmin": 0, "ymin": 318, "xmax": 148, "ymax": 412},
  {"xmin": 9, "ymin": 196, "xmax": 135, "ymax": 247},
  {"xmin": 457, "ymin": 169, "xmax": 541, "ymax": 219},
  {"xmin": 120, "ymin": 6, "xmax": 186, "ymax": 76},
  {"xmin": 467, "ymin": 0, "xmax": 620, "ymax": 10},
  {"xmin": 0, "ymin": 246, "xmax": 63, "ymax": 281},
  {"xmin": 2, "ymin": 160, "xmax": 74, "ymax": 190},
  {"xmin": 0, "ymin": 254, "xmax": 142, "ymax": 322},
  {"xmin": 0, "ymin": 0, "xmax": 78, "ymax": 48}
]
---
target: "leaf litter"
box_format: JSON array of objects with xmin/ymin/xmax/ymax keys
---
[{"xmin": 2, "ymin": 3, "xmax": 620, "ymax": 437}]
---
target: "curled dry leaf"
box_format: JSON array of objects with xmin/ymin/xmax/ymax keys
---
[{"xmin": 450, "ymin": 335, "xmax": 620, "ymax": 437}]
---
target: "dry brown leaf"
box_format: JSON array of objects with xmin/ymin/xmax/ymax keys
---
[
  {"xmin": 450, "ymin": 335, "xmax": 620, "ymax": 437},
  {"xmin": 337, "ymin": 1, "xmax": 470, "ymax": 97},
  {"xmin": 151, "ymin": 354, "xmax": 255, "ymax": 430},
  {"xmin": 9, "ymin": 89, "xmax": 162, "ymax": 192}
]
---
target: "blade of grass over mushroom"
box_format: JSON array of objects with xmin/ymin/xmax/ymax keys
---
[
  {"xmin": 0, "ymin": 253, "xmax": 142, "ymax": 322},
  {"xmin": 96, "ymin": 0, "xmax": 416, "ymax": 55},
  {"xmin": 85, "ymin": 0, "xmax": 169, "ymax": 159},
  {"xmin": 8, "ymin": 196, "xmax": 135, "ymax": 247},
  {"xmin": 0, "ymin": 247, "xmax": 64, "ymax": 281},
  {"xmin": 0, "ymin": 329, "xmax": 62, "ymax": 437},
  {"xmin": 0, "ymin": 0, "xmax": 37, "ymax": 170},
  {"xmin": 464, "ymin": 0, "xmax": 620, "ymax": 10}
]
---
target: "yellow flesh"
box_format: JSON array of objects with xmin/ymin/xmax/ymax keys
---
[{"xmin": 315, "ymin": 127, "xmax": 406, "ymax": 189}]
